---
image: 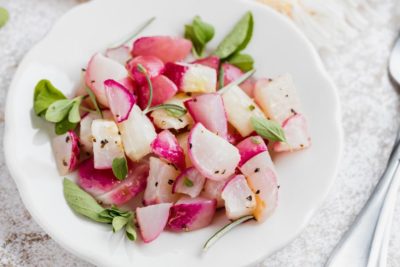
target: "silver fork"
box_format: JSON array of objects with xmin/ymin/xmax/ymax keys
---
[{"xmin": 325, "ymin": 35, "xmax": 400, "ymax": 267}]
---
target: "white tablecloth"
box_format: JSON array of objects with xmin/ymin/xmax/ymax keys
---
[{"xmin": 0, "ymin": 0, "xmax": 399, "ymax": 266}]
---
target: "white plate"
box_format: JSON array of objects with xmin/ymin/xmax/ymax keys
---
[{"xmin": 4, "ymin": 0, "xmax": 342, "ymax": 266}]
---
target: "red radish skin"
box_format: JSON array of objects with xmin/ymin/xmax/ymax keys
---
[
  {"xmin": 239, "ymin": 151, "xmax": 279, "ymax": 222},
  {"xmin": 143, "ymin": 157, "xmax": 180, "ymax": 205},
  {"xmin": 184, "ymin": 93, "xmax": 228, "ymax": 139},
  {"xmin": 136, "ymin": 203, "xmax": 172, "ymax": 243},
  {"xmin": 138, "ymin": 75, "xmax": 178, "ymax": 109},
  {"xmin": 85, "ymin": 53, "xmax": 129, "ymax": 107},
  {"xmin": 273, "ymin": 113, "xmax": 311, "ymax": 152},
  {"xmin": 188, "ymin": 123, "xmax": 240, "ymax": 180},
  {"xmin": 221, "ymin": 175, "xmax": 256, "ymax": 220},
  {"xmin": 192, "ymin": 56, "xmax": 220, "ymax": 72},
  {"xmin": 168, "ymin": 197, "xmax": 216, "ymax": 232},
  {"xmin": 119, "ymin": 77, "xmax": 137, "ymax": 94},
  {"xmin": 236, "ymin": 136, "xmax": 268, "ymax": 167},
  {"xmin": 105, "ymin": 45, "xmax": 131, "ymax": 66},
  {"xmin": 126, "ymin": 55, "xmax": 164, "ymax": 85},
  {"xmin": 52, "ymin": 131, "xmax": 80, "ymax": 175},
  {"xmin": 201, "ymin": 178, "xmax": 229, "ymax": 208},
  {"xmin": 163, "ymin": 62, "xmax": 188, "ymax": 89},
  {"xmin": 104, "ymin": 79, "xmax": 136, "ymax": 123},
  {"xmin": 151, "ymin": 130, "xmax": 185, "ymax": 170},
  {"xmin": 222, "ymin": 63, "xmax": 243, "ymax": 86},
  {"xmin": 132, "ymin": 36, "xmax": 192, "ymax": 63},
  {"xmin": 172, "ymin": 167, "xmax": 206, "ymax": 198}
]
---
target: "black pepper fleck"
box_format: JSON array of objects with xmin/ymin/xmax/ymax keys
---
[
  {"xmin": 100, "ymin": 139, "xmax": 109, "ymax": 148},
  {"xmin": 91, "ymin": 80, "xmax": 95, "ymax": 83},
  {"xmin": 81, "ymin": 68, "xmax": 86, "ymax": 72},
  {"xmin": 92, "ymin": 138, "xmax": 97, "ymax": 143},
  {"xmin": 86, "ymin": 152, "xmax": 91, "ymax": 156},
  {"xmin": 189, "ymin": 143, "xmax": 192, "ymax": 149},
  {"xmin": 255, "ymin": 189, "xmax": 260, "ymax": 194},
  {"xmin": 246, "ymin": 195, "xmax": 253, "ymax": 201},
  {"xmin": 186, "ymin": 92, "xmax": 192, "ymax": 97},
  {"xmin": 168, "ymin": 179, "xmax": 174, "ymax": 185},
  {"xmin": 291, "ymin": 108, "xmax": 297, "ymax": 114},
  {"xmin": 285, "ymin": 94, "xmax": 289, "ymax": 97},
  {"xmin": 221, "ymin": 169, "xmax": 226, "ymax": 175},
  {"xmin": 193, "ymin": 98, "xmax": 197, "ymax": 102},
  {"xmin": 300, "ymin": 144, "xmax": 304, "ymax": 148},
  {"xmin": 214, "ymin": 170, "xmax": 220, "ymax": 174},
  {"xmin": 277, "ymin": 185, "xmax": 281, "ymax": 189},
  {"xmin": 155, "ymin": 182, "xmax": 158, "ymax": 187},
  {"xmin": 62, "ymin": 160, "xmax": 68, "ymax": 167},
  {"xmin": 178, "ymin": 118, "xmax": 183, "ymax": 122},
  {"xmin": 254, "ymin": 168, "xmax": 260, "ymax": 173},
  {"xmin": 65, "ymin": 136, "xmax": 70, "ymax": 143}
]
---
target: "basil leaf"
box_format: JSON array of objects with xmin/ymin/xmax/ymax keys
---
[
  {"xmin": 45, "ymin": 99, "xmax": 74, "ymax": 123},
  {"xmin": 63, "ymin": 178, "xmax": 110, "ymax": 223},
  {"xmin": 146, "ymin": 104, "xmax": 187, "ymax": 118},
  {"xmin": 214, "ymin": 11, "xmax": 254, "ymax": 59},
  {"xmin": 185, "ymin": 16, "xmax": 215, "ymax": 57},
  {"xmin": 55, "ymin": 117, "xmax": 78, "ymax": 135},
  {"xmin": 0, "ymin": 7, "xmax": 9, "ymax": 28},
  {"xmin": 68, "ymin": 97, "xmax": 83, "ymax": 123},
  {"xmin": 183, "ymin": 177, "xmax": 194, "ymax": 187},
  {"xmin": 112, "ymin": 157, "xmax": 128, "ymax": 180},
  {"xmin": 125, "ymin": 218, "xmax": 137, "ymax": 241},
  {"xmin": 112, "ymin": 216, "xmax": 129, "ymax": 233},
  {"xmin": 34, "ymin": 80, "xmax": 66, "ymax": 116},
  {"xmin": 227, "ymin": 53, "xmax": 254, "ymax": 72},
  {"xmin": 250, "ymin": 117, "xmax": 286, "ymax": 142},
  {"xmin": 84, "ymin": 86, "xmax": 103, "ymax": 118}
]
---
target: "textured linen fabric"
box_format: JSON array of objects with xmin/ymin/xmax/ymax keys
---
[{"xmin": 0, "ymin": 0, "xmax": 399, "ymax": 266}]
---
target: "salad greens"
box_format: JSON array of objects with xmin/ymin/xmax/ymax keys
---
[
  {"xmin": 185, "ymin": 16, "xmax": 215, "ymax": 57},
  {"xmin": 227, "ymin": 53, "xmax": 254, "ymax": 72},
  {"xmin": 0, "ymin": 7, "xmax": 9, "ymax": 29}
]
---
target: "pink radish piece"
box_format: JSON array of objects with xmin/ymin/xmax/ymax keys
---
[
  {"xmin": 173, "ymin": 167, "xmax": 206, "ymax": 198},
  {"xmin": 136, "ymin": 203, "xmax": 172, "ymax": 243},
  {"xmin": 132, "ymin": 36, "xmax": 192, "ymax": 63},
  {"xmin": 126, "ymin": 55, "xmax": 164, "ymax": 85},
  {"xmin": 221, "ymin": 175, "xmax": 256, "ymax": 220},
  {"xmin": 273, "ymin": 113, "xmax": 311, "ymax": 152},
  {"xmin": 138, "ymin": 75, "xmax": 178, "ymax": 109},
  {"xmin": 240, "ymin": 78, "xmax": 256, "ymax": 98},
  {"xmin": 144, "ymin": 157, "xmax": 180, "ymax": 205},
  {"xmin": 164, "ymin": 62, "xmax": 216, "ymax": 93},
  {"xmin": 91, "ymin": 119, "xmax": 124, "ymax": 169},
  {"xmin": 221, "ymin": 63, "xmax": 243, "ymax": 86},
  {"xmin": 254, "ymin": 74, "xmax": 302, "ymax": 124},
  {"xmin": 236, "ymin": 136, "xmax": 268, "ymax": 167},
  {"xmin": 118, "ymin": 77, "xmax": 137, "ymax": 94},
  {"xmin": 105, "ymin": 45, "xmax": 131, "ymax": 65},
  {"xmin": 118, "ymin": 105, "xmax": 157, "ymax": 161},
  {"xmin": 151, "ymin": 130, "xmax": 185, "ymax": 170},
  {"xmin": 176, "ymin": 132, "xmax": 192, "ymax": 167},
  {"xmin": 201, "ymin": 178, "xmax": 229, "ymax": 208},
  {"xmin": 96, "ymin": 160, "xmax": 149, "ymax": 205},
  {"xmin": 104, "ymin": 79, "xmax": 136, "ymax": 123},
  {"xmin": 193, "ymin": 56, "xmax": 220, "ymax": 72},
  {"xmin": 222, "ymin": 85, "xmax": 266, "ymax": 137},
  {"xmin": 52, "ymin": 131, "xmax": 79, "ymax": 175},
  {"xmin": 168, "ymin": 197, "xmax": 216, "ymax": 232},
  {"xmin": 239, "ymin": 151, "xmax": 279, "ymax": 222},
  {"xmin": 184, "ymin": 93, "xmax": 228, "ymax": 139},
  {"xmin": 85, "ymin": 53, "xmax": 128, "ymax": 107},
  {"xmin": 188, "ymin": 123, "xmax": 240, "ymax": 180}
]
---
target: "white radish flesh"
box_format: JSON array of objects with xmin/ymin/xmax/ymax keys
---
[
  {"xmin": 136, "ymin": 203, "xmax": 172, "ymax": 243},
  {"xmin": 52, "ymin": 131, "xmax": 80, "ymax": 175},
  {"xmin": 173, "ymin": 167, "xmax": 206, "ymax": 198}
]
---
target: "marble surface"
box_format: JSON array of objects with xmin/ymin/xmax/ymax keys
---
[{"xmin": 1, "ymin": 0, "xmax": 400, "ymax": 266}]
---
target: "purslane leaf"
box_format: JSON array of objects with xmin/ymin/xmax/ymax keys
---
[
  {"xmin": 55, "ymin": 117, "xmax": 78, "ymax": 135},
  {"xmin": 45, "ymin": 99, "xmax": 74, "ymax": 123},
  {"xmin": 125, "ymin": 217, "xmax": 137, "ymax": 241},
  {"xmin": 227, "ymin": 53, "xmax": 254, "ymax": 72},
  {"xmin": 68, "ymin": 97, "xmax": 83, "ymax": 123},
  {"xmin": 112, "ymin": 157, "xmax": 128, "ymax": 180},
  {"xmin": 112, "ymin": 216, "xmax": 129, "ymax": 233},
  {"xmin": 250, "ymin": 117, "xmax": 286, "ymax": 142},
  {"xmin": 33, "ymin": 79, "xmax": 66, "ymax": 116},
  {"xmin": 185, "ymin": 16, "xmax": 215, "ymax": 57},
  {"xmin": 0, "ymin": 7, "xmax": 9, "ymax": 28}
]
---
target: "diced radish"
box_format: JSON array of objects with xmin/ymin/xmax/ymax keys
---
[
  {"xmin": 136, "ymin": 203, "xmax": 172, "ymax": 243},
  {"xmin": 151, "ymin": 130, "xmax": 185, "ymax": 170},
  {"xmin": 184, "ymin": 93, "xmax": 228, "ymax": 139},
  {"xmin": 221, "ymin": 175, "xmax": 256, "ymax": 220},
  {"xmin": 91, "ymin": 119, "xmax": 124, "ymax": 169},
  {"xmin": 221, "ymin": 63, "xmax": 243, "ymax": 86},
  {"xmin": 254, "ymin": 74, "xmax": 302, "ymax": 124},
  {"xmin": 201, "ymin": 178, "xmax": 229, "ymax": 208},
  {"xmin": 80, "ymin": 112, "xmax": 102, "ymax": 153},
  {"xmin": 192, "ymin": 56, "xmax": 220, "ymax": 71},
  {"xmin": 137, "ymin": 75, "xmax": 178, "ymax": 109},
  {"xmin": 96, "ymin": 160, "xmax": 149, "ymax": 205},
  {"xmin": 132, "ymin": 36, "xmax": 192, "ymax": 63},
  {"xmin": 105, "ymin": 45, "xmax": 131, "ymax": 65},
  {"xmin": 118, "ymin": 105, "xmax": 157, "ymax": 161},
  {"xmin": 150, "ymin": 94, "xmax": 193, "ymax": 130},
  {"xmin": 118, "ymin": 77, "xmax": 137, "ymax": 94},
  {"xmin": 104, "ymin": 79, "xmax": 136, "ymax": 123},
  {"xmin": 236, "ymin": 136, "xmax": 268, "ymax": 167},
  {"xmin": 227, "ymin": 124, "xmax": 245, "ymax": 145},
  {"xmin": 144, "ymin": 157, "xmax": 180, "ymax": 205},
  {"xmin": 239, "ymin": 151, "xmax": 279, "ymax": 222},
  {"xmin": 173, "ymin": 167, "xmax": 206, "ymax": 198},
  {"xmin": 168, "ymin": 197, "xmax": 216, "ymax": 232},
  {"xmin": 164, "ymin": 62, "xmax": 216, "ymax": 93},
  {"xmin": 222, "ymin": 85, "xmax": 266, "ymax": 137},
  {"xmin": 188, "ymin": 123, "xmax": 240, "ymax": 180},
  {"xmin": 176, "ymin": 132, "xmax": 192, "ymax": 167},
  {"xmin": 240, "ymin": 78, "xmax": 256, "ymax": 98},
  {"xmin": 126, "ymin": 55, "xmax": 164, "ymax": 85},
  {"xmin": 77, "ymin": 158, "xmax": 118, "ymax": 196},
  {"xmin": 273, "ymin": 113, "xmax": 311, "ymax": 152},
  {"xmin": 85, "ymin": 53, "xmax": 129, "ymax": 107},
  {"xmin": 52, "ymin": 131, "xmax": 79, "ymax": 175}
]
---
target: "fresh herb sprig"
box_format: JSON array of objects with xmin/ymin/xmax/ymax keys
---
[
  {"xmin": 112, "ymin": 157, "xmax": 128, "ymax": 180},
  {"xmin": 0, "ymin": 7, "xmax": 9, "ymax": 28},
  {"xmin": 63, "ymin": 178, "xmax": 137, "ymax": 240},
  {"xmin": 250, "ymin": 117, "xmax": 286, "ymax": 142},
  {"xmin": 227, "ymin": 53, "xmax": 254, "ymax": 72},
  {"xmin": 185, "ymin": 16, "xmax": 215, "ymax": 57}
]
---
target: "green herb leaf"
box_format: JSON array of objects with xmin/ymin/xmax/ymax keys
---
[
  {"xmin": 68, "ymin": 97, "xmax": 83, "ymax": 123},
  {"xmin": 45, "ymin": 99, "xmax": 74, "ymax": 123},
  {"xmin": 227, "ymin": 53, "xmax": 254, "ymax": 72},
  {"xmin": 203, "ymin": 215, "xmax": 254, "ymax": 251},
  {"xmin": 146, "ymin": 104, "xmax": 187, "ymax": 118},
  {"xmin": 112, "ymin": 216, "xmax": 129, "ymax": 233},
  {"xmin": 185, "ymin": 16, "xmax": 215, "ymax": 57},
  {"xmin": 248, "ymin": 104, "xmax": 255, "ymax": 111},
  {"xmin": 213, "ymin": 11, "xmax": 254, "ymax": 59},
  {"xmin": 183, "ymin": 177, "xmax": 194, "ymax": 187},
  {"xmin": 137, "ymin": 64, "xmax": 153, "ymax": 112},
  {"xmin": 63, "ymin": 178, "xmax": 110, "ymax": 223},
  {"xmin": 84, "ymin": 86, "xmax": 103, "ymax": 118},
  {"xmin": 250, "ymin": 117, "xmax": 286, "ymax": 142},
  {"xmin": 218, "ymin": 65, "xmax": 225, "ymax": 89},
  {"xmin": 112, "ymin": 157, "xmax": 128, "ymax": 180},
  {"xmin": 33, "ymin": 80, "xmax": 66, "ymax": 116},
  {"xmin": 0, "ymin": 7, "xmax": 9, "ymax": 28},
  {"xmin": 125, "ymin": 217, "xmax": 137, "ymax": 241},
  {"xmin": 218, "ymin": 69, "xmax": 256, "ymax": 95},
  {"xmin": 55, "ymin": 117, "xmax": 78, "ymax": 135}
]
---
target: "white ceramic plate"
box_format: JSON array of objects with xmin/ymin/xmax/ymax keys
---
[{"xmin": 4, "ymin": 0, "xmax": 342, "ymax": 266}]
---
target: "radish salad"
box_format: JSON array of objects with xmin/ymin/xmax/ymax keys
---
[{"xmin": 32, "ymin": 12, "xmax": 311, "ymax": 249}]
